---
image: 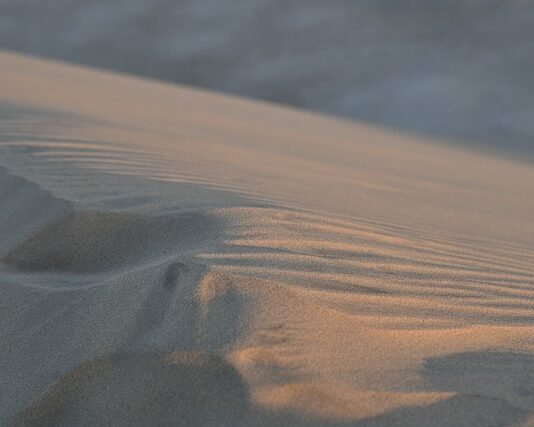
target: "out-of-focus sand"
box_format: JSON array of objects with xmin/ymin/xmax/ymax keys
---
[{"xmin": 1, "ymin": 51, "xmax": 534, "ymax": 426}]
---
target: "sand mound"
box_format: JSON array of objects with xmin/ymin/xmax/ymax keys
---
[
  {"xmin": 11, "ymin": 351, "xmax": 250, "ymax": 427},
  {"xmin": 3, "ymin": 210, "xmax": 219, "ymax": 274}
]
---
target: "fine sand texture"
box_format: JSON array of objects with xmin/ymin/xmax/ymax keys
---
[{"xmin": 1, "ymin": 50, "xmax": 534, "ymax": 426}]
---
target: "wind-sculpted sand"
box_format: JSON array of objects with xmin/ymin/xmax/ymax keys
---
[{"xmin": 1, "ymin": 51, "xmax": 534, "ymax": 426}]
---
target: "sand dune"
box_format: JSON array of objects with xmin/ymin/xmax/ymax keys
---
[
  {"xmin": 2, "ymin": 1, "xmax": 534, "ymax": 154},
  {"xmin": 1, "ymin": 51, "xmax": 534, "ymax": 426}
]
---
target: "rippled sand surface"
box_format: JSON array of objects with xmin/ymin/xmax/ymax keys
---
[{"xmin": 1, "ymin": 51, "xmax": 534, "ymax": 426}]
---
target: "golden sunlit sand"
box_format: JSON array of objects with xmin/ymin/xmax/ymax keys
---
[{"xmin": 1, "ymin": 51, "xmax": 534, "ymax": 426}]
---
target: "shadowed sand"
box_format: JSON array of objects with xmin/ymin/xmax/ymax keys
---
[
  {"xmin": 1, "ymin": 51, "xmax": 534, "ymax": 426},
  {"xmin": 11, "ymin": 352, "xmax": 250, "ymax": 427}
]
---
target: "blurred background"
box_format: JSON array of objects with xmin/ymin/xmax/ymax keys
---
[{"xmin": 1, "ymin": 0, "xmax": 533, "ymax": 156}]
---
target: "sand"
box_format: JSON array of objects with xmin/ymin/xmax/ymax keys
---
[
  {"xmin": 1, "ymin": 50, "xmax": 534, "ymax": 426},
  {"xmin": 3, "ymin": 1, "xmax": 534, "ymax": 155}
]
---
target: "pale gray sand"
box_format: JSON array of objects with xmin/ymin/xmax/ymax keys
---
[
  {"xmin": 1, "ymin": 51, "xmax": 534, "ymax": 426},
  {"xmin": 2, "ymin": 1, "xmax": 534, "ymax": 156}
]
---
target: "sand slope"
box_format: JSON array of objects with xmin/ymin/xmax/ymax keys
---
[
  {"xmin": 1, "ymin": 51, "xmax": 534, "ymax": 426},
  {"xmin": 2, "ymin": 1, "xmax": 534, "ymax": 154}
]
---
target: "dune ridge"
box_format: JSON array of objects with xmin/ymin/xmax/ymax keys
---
[{"xmin": 1, "ymin": 51, "xmax": 534, "ymax": 426}]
